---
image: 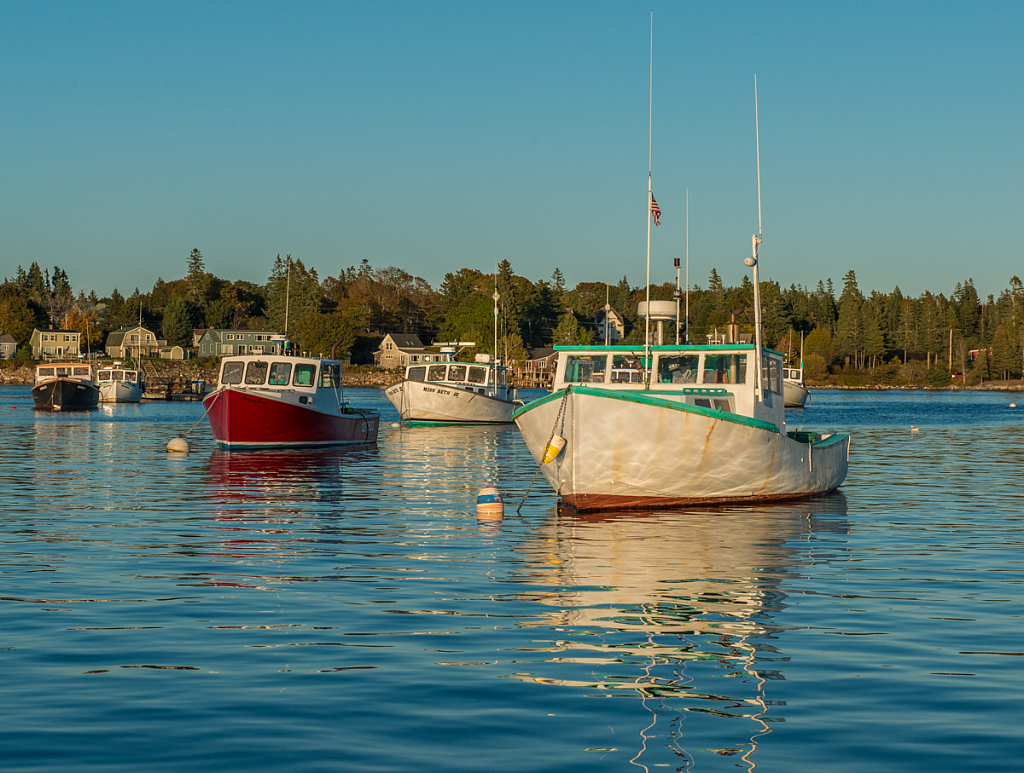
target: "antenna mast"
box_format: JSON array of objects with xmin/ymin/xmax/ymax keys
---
[
  {"xmin": 747, "ymin": 75, "xmax": 765, "ymax": 400},
  {"xmin": 644, "ymin": 11, "xmax": 653, "ymax": 386}
]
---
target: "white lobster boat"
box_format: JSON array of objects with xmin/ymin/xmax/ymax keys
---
[
  {"xmin": 514, "ymin": 68, "xmax": 850, "ymax": 511},
  {"xmin": 96, "ymin": 365, "xmax": 144, "ymax": 403},
  {"xmin": 513, "ymin": 343, "xmax": 849, "ymax": 511},
  {"xmin": 385, "ymin": 355, "xmax": 521, "ymax": 424},
  {"xmin": 783, "ymin": 364, "xmax": 809, "ymax": 408}
]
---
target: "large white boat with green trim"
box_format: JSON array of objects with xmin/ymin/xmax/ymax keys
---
[{"xmin": 512, "ymin": 343, "xmax": 849, "ymax": 511}]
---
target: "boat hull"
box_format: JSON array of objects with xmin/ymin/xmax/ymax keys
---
[
  {"xmin": 385, "ymin": 379, "xmax": 515, "ymax": 423},
  {"xmin": 203, "ymin": 388, "xmax": 380, "ymax": 448},
  {"xmin": 514, "ymin": 386, "xmax": 849, "ymax": 511},
  {"xmin": 99, "ymin": 381, "xmax": 144, "ymax": 403},
  {"xmin": 784, "ymin": 380, "xmax": 809, "ymax": 408},
  {"xmin": 31, "ymin": 379, "xmax": 100, "ymax": 411}
]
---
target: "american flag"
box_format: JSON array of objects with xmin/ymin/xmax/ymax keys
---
[{"xmin": 650, "ymin": 192, "xmax": 661, "ymax": 226}]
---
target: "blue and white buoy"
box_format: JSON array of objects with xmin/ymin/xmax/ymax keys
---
[{"xmin": 476, "ymin": 485, "xmax": 504, "ymax": 520}]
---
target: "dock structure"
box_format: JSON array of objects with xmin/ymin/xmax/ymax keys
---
[{"xmin": 511, "ymin": 348, "xmax": 557, "ymax": 390}]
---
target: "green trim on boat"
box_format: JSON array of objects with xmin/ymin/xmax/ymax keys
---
[
  {"xmin": 512, "ymin": 385, "xmax": 780, "ymax": 433},
  {"xmin": 552, "ymin": 343, "xmax": 787, "ymax": 357}
]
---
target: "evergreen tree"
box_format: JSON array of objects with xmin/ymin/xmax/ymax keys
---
[
  {"xmin": 162, "ymin": 296, "xmax": 197, "ymax": 347},
  {"xmin": 834, "ymin": 270, "xmax": 864, "ymax": 367},
  {"xmin": 553, "ymin": 311, "xmax": 587, "ymax": 345},
  {"xmin": 991, "ymin": 324, "xmax": 1017, "ymax": 379},
  {"xmin": 186, "ymin": 248, "xmax": 211, "ymax": 306}
]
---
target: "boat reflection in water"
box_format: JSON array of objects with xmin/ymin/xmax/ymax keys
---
[
  {"xmin": 514, "ymin": 494, "xmax": 849, "ymax": 771},
  {"xmin": 206, "ymin": 445, "xmax": 380, "ymax": 519}
]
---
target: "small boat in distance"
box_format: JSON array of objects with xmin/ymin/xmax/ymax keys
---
[
  {"xmin": 96, "ymin": 364, "xmax": 144, "ymax": 403},
  {"xmin": 385, "ymin": 353, "xmax": 521, "ymax": 424},
  {"xmin": 783, "ymin": 364, "xmax": 809, "ymax": 408},
  {"xmin": 202, "ymin": 350, "xmax": 380, "ymax": 448},
  {"xmin": 31, "ymin": 363, "xmax": 100, "ymax": 411},
  {"xmin": 783, "ymin": 332, "xmax": 809, "ymax": 408}
]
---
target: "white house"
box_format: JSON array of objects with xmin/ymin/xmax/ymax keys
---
[{"xmin": 595, "ymin": 308, "xmax": 626, "ymax": 344}]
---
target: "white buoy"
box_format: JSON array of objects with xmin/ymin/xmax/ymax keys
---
[
  {"xmin": 476, "ymin": 485, "xmax": 504, "ymax": 520},
  {"xmin": 167, "ymin": 435, "xmax": 190, "ymax": 453},
  {"xmin": 542, "ymin": 434, "xmax": 567, "ymax": 464},
  {"xmin": 391, "ymin": 422, "xmax": 401, "ymax": 428},
  {"xmin": 1010, "ymin": 403, "xmax": 1017, "ymax": 408}
]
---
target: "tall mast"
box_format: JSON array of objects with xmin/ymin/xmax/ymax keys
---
[
  {"xmin": 685, "ymin": 187, "xmax": 689, "ymax": 343},
  {"xmin": 284, "ymin": 256, "xmax": 291, "ymax": 339},
  {"xmin": 644, "ymin": 11, "xmax": 653, "ymax": 385},
  {"xmin": 746, "ymin": 75, "xmax": 765, "ymax": 401}
]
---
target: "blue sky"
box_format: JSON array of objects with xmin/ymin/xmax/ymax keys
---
[{"xmin": 1, "ymin": 1, "xmax": 1021, "ymax": 301}]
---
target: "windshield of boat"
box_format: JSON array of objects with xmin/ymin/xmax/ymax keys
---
[
  {"xmin": 765, "ymin": 357, "xmax": 783, "ymax": 395},
  {"xmin": 293, "ymin": 364, "xmax": 316, "ymax": 387},
  {"xmin": 245, "ymin": 361, "xmax": 269, "ymax": 385},
  {"xmin": 448, "ymin": 364, "xmax": 467, "ymax": 382},
  {"xmin": 269, "ymin": 362, "xmax": 292, "ymax": 386},
  {"xmin": 703, "ymin": 354, "xmax": 747, "ymax": 385},
  {"xmin": 222, "ymin": 361, "xmax": 244, "ymax": 384},
  {"xmin": 564, "ymin": 354, "xmax": 608, "ymax": 383},
  {"xmin": 656, "ymin": 354, "xmax": 699, "ymax": 384},
  {"xmin": 467, "ymin": 366, "xmax": 487, "ymax": 385},
  {"xmin": 408, "ymin": 366, "xmax": 427, "ymax": 382},
  {"xmin": 427, "ymin": 365, "xmax": 447, "ymax": 382}
]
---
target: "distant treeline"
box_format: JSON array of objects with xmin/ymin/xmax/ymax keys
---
[{"xmin": 1, "ymin": 252, "xmax": 1022, "ymax": 382}]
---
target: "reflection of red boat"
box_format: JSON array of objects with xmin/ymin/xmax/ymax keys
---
[{"xmin": 203, "ymin": 353, "xmax": 379, "ymax": 448}]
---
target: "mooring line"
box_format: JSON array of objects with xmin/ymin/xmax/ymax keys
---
[{"xmin": 516, "ymin": 386, "xmax": 571, "ymax": 514}]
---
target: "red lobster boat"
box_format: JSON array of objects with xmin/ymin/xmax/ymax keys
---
[{"xmin": 203, "ymin": 353, "xmax": 379, "ymax": 448}]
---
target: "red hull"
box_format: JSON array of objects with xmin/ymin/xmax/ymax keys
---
[{"xmin": 203, "ymin": 388, "xmax": 379, "ymax": 448}]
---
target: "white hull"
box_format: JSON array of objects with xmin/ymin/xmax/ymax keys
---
[
  {"xmin": 784, "ymin": 380, "xmax": 809, "ymax": 408},
  {"xmin": 385, "ymin": 379, "xmax": 515, "ymax": 423},
  {"xmin": 99, "ymin": 381, "xmax": 144, "ymax": 403},
  {"xmin": 514, "ymin": 386, "xmax": 849, "ymax": 511}
]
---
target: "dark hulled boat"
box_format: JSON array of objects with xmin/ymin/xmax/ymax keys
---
[{"xmin": 31, "ymin": 363, "xmax": 100, "ymax": 411}]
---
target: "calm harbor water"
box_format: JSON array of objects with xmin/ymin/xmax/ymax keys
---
[{"xmin": 1, "ymin": 386, "xmax": 1023, "ymax": 772}]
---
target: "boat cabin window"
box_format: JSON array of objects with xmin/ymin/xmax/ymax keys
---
[
  {"xmin": 222, "ymin": 361, "xmax": 244, "ymax": 384},
  {"xmin": 38, "ymin": 367, "xmax": 55, "ymax": 378},
  {"xmin": 111, "ymin": 370, "xmax": 123, "ymax": 381},
  {"xmin": 293, "ymin": 364, "xmax": 317, "ymax": 387},
  {"xmin": 713, "ymin": 398, "xmax": 731, "ymax": 412},
  {"xmin": 74, "ymin": 367, "xmax": 90, "ymax": 377},
  {"xmin": 427, "ymin": 365, "xmax": 448, "ymax": 382},
  {"xmin": 564, "ymin": 354, "xmax": 607, "ymax": 383},
  {"xmin": 703, "ymin": 354, "xmax": 746, "ymax": 384},
  {"xmin": 320, "ymin": 364, "xmax": 341, "ymax": 388},
  {"xmin": 765, "ymin": 358, "xmax": 783, "ymax": 395},
  {"xmin": 448, "ymin": 364, "xmax": 467, "ymax": 382},
  {"xmin": 467, "ymin": 366, "xmax": 488, "ymax": 385},
  {"xmin": 694, "ymin": 398, "xmax": 713, "ymax": 408},
  {"xmin": 656, "ymin": 354, "xmax": 699, "ymax": 384},
  {"xmin": 98, "ymin": 371, "xmax": 111, "ymax": 381},
  {"xmin": 245, "ymin": 361, "xmax": 269, "ymax": 385},
  {"xmin": 408, "ymin": 366, "xmax": 427, "ymax": 382},
  {"xmin": 56, "ymin": 367, "xmax": 69, "ymax": 377},
  {"xmin": 269, "ymin": 362, "xmax": 292, "ymax": 386}
]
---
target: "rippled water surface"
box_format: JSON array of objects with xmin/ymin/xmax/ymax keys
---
[{"xmin": 2, "ymin": 387, "xmax": 1023, "ymax": 771}]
